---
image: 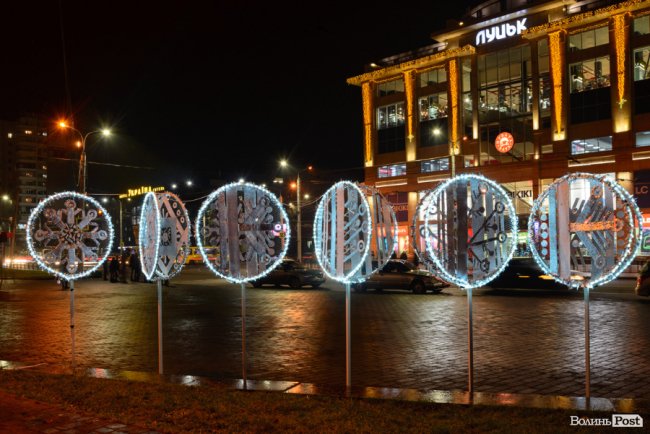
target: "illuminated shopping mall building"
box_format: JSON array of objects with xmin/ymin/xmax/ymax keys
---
[{"xmin": 347, "ymin": 0, "xmax": 650, "ymax": 256}]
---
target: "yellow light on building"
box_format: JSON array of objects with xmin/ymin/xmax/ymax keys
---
[
  {"xmin": 448, "ymin": 59, "xmax": 459, "ymax": 151},
  {"xmin": 549, "ymin": 31, "xmax": 565, "ymax": 141},
  {"xmin": 362, "ymin": 82, "xmax": 373, "ymax": 167}
]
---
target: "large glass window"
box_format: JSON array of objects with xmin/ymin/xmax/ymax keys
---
[
  {"xmin": 421, "ymin": 157, "xmax": 449, "ymax": 173},
  {"xmin": 634, "ymin": 16, "xmax": 650, "ymax": 36},
  {"xmin": 377, "ymin": 103, "xmax": 405, "ymax": 129},
  {"xmin": 568, "ymin": 26, "xmax": 609, "ymax": 51},
  {"xmin": 462, "ymin": 58, "xmax": 472, "ymax": 138},
  {"xmin": 377, "ymin": 79, "xmax": 405, "ymax": 97},
  {"xmin": 378, "ymin": 163, "xmax": 407, "ymax": 178},
  {"xmin": 538, "ymin": 39, "xmax": 551, "ymax": 129},
  {"xmin": 636, "ymin": 131, "xmax": 650, "ymax": 147},
  {"xmin": 419, "ymin": 68, "xmax": 446, "ymax": 87},
  {"xmin": 419, "ymin": 92, "xmax": 448, "ymax": 120},
  {"xmin": 570, "ymin": 136, "xmax": 613, "ymax": 155},
  {"xmin": 569, "ymin": 57, "xmax": 610, "ymax": 93},
  {"xmin": 477, "ymin": 45, "xmax": 534, "ymax": 165},
  {"xmin": 634, "ymin": 46, "xmax": 650, "ymax": 81}
]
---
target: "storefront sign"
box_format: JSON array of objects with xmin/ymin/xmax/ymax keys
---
[
  {"xmin": 495, "ymin": 132, "xmax": 514, "ymax": 153},
  {"xmin": 476, "ymin": 18, "xmax": 527, "ymax": 46},
  {"xmin": 635, "ymin": 169, "xmax": 650, "ymax": 208}
]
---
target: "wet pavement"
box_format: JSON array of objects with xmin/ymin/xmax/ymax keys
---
[{"xmin": 1, "ymin": 267, "xmax": 649, "ymax": 400}]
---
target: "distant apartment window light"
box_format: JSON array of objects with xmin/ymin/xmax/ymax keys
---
[
  {"xmin": 7, "ymin": 133, "xmax": 12, "ymax": 138},
  {"xmin": 419, "ymin": 92, "xmax": 448, "ymax": 121},
  {"xmin": 377, "ymin": 78, "xmax": 405, "ymax": 97},
  {"xmin": 377, "ymin": 103, "xmax": 405, "ymax": 129},
  {"xmin": 421, "ymin": 157, "xmax": 449, "ymax": 173},
  {"xmin": 571, "ymin": 136, "xmax": 613, "ymax": 155},
  {"xmin": 636, "ymin": 131, "xmax": 650, "ymax": 147},
  {"xmin": 25, "ymin": 130, "xmax": 32, "ymax": 135},
  {"xmin": 378, "ymin": 163, "xmax": 407, "ymax": 178},
  {"xmin": 569, "ymin": 56, "xmax": 611, "ymax": 93}
]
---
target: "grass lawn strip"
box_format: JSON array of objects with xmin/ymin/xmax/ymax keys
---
[{"xmin": 0, "ymin": 370, "xmax": 628, "ymax": 433}]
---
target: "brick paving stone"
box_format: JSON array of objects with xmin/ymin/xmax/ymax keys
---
[{"xmin": 1, "ymin": 269, "xmax": 649, "ymax": 400}]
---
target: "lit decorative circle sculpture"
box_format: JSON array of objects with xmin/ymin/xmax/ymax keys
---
[
  {"xmin": 527, "ymin": 173, "xmax": 642, "ymax": 289},
  {"xmin": 351, "ymin": 184, "xmax": 397, "ymax": 281},
  {"xmin": 314, "ymin": 181, "xmax": 372, "ymax": 283},
  {"xmin": 424, "ymin": 174, "xmax": 517, "ymax": 289},
  {"xmin": 137, "ymin": 191, "xmax": 191, "ymax": 281},
  {"xmin": 196, "ymin": 182, "xmax": 290, "ymax": 283},
  {"xmin": 411, "ymin": 189, "xmax": 440, "ymax": 275},
  {"xmin": 139, "ymin": 192, "xmax": 161, "ymax": 281},
  {"xmin": 26, "ymin": 191, "xmax": 114, "ymax": 281}
]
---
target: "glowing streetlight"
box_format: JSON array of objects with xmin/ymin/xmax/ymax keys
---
[
  {"xmin": 171, "ymin": 183, "xmax": 178, "ymax": 189},
  {"xmin": 186, "ymin": 180, "xmax": 193, "ymax": 187},
  {"xmin": 102, "ymin": 197, "xmax": 108, "ymax": 203},
  {"xmin": 279, "ymin": 161, "xmax": 313, "ymax": 262},
  {"xmin": 58, "ymin": 120, "xmax": 112, "ymax": 194}
]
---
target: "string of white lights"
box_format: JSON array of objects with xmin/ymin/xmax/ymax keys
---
[
  {"xmin": 527, "ymin": 172, "xmax": 641, "ymax": 290},
  {"xmin": 139, "ymin": 191, "xmax": 162, "ymax": 281},
  {"xmin": 195, "ymin": 182, "xmax": 290, "ymax": 284},
  {"xmin": 313, "ymin": 181, "xmax": 372, "ymax": 284},
  {"xmin": 423, "ymin": 174, "xmax": 518, "ymax": 290},
  {"xmin": 26, "ymin": 191, "xmax": 114, "ymax": 281}
]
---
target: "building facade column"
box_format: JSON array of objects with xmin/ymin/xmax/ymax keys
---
[
  {"xmin": 548, "ymin": 31, "xmax": 567, "ymax": 142},
  {"xmin": 404, "ymin": 70, "xmax": 417, "ymax": 162},
  {"xmin": 362, "ymin": 81, "xmax": 375, "ymax": 167},
  {"xmin": 611, "ymin": 13, "xmax": 632, "ymax": 135}
]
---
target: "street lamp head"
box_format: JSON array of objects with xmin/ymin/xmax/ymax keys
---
[
  {"xmin": 307, "ymin": 165, "xmax": 313, "ymax": 171},
  {"xmin": 75, "ymin": 140, "xmax": 82, "ymax": 148},
  {"xmin": 101, "ymin": 129, "xmax": 111, "ymax": 137},
  {"xmin": 102, "ymin": 197, "xmax": 109, "ymax": 203},
  {"xmin": 58, "ymin": 121, "xmax": 68, "ymax": 129},
  {"xmin": 279, "ymin": 159, "xmax": 288, "ymax": 168},
  {"xmin": 186, "ymin": 180, "xmax": 193, "ymax": 186},
  {"xmin": 171, "ymin": 183, "xmax": 178, "ymax": 189},
  {"xmin": 1, "ymin": 194, "xmax": 9, "ymax": 201}
]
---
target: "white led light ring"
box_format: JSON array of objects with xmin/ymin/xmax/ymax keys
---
[
  {"xmin": 351, "ymin": 184, "xmax": 397, "ymax": 282},
  {"xmin": 195, "ymin": 182, "xmax": 290, "ymax": 283},
  {"xmin": 527, "ymin": 173, "xmax": 641, "ymax": 290},
  {"xmin": 153, "ymin": 191, "xmax": 191, "ymax": 280},
  {"xmin": 424, "ymin": 174, "xmax": 517, "ymax": 289},
  {"xmin": 26, "ymin": 191, "xmax": 114, "ymax": 281},
  {"xmin": 313, "ymin": 181, "xmax": 372, "ymax": 284},
  {"xmin": 139, "ymin": 192, "xmax": 162, "ymax": 281}
]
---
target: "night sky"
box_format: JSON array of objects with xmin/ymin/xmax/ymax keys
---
[{"xmin": 1, "ymin": 1, "xmax": 472, "ymax": 194}]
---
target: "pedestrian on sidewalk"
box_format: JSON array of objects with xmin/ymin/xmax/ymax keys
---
[{"xmin": 109, "ymin": 255, "xmax": 119, "ymax": 283}]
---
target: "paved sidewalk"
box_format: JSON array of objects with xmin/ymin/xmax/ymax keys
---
[{"xmin": 0, "ymin": 389, "xmax": 158, "ymax": 434}]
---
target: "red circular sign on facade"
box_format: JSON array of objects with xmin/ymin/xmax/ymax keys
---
[{"xmin": 495, "ymin": 132, "xmax": 514, "ymax": 153}]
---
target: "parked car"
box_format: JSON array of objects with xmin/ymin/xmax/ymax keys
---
[
  {"xmin": 251, "ymin": 259, "xmax": 325, "ymax": 289},
  {"xmin": 485, "ymin": 257, "xmax": 580, "ymax": 290},
  {"xmin": 351, "ymin": 259, "xmax": 449, "ymax": 294},
  {"xmin": 635, "ymin": 259, "xmax": 650, "ymax": 296}
]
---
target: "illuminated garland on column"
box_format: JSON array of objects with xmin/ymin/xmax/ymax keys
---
[
  {"xmin": 549, "ymin": 31, "xmax": 565, "ymax": 140},
  {"xmin": 423, "ymin": 174, "xmax": 517, "ymax": 289},
  {"xmin": 313, "ymin": 181, "xmax": 372, "ymax": 284},
  {"xmin": 527, "ymin": 173, "xmax": 641, "ymax": 290},
  {"xmin": 362, "ymin": 82, "xmax": 374, "ymax": 167},
  {"xmin": 139, "ymin": 192, "xmax": 162, "ymax": 281},
  {"xmin": 26, "ymin": 191, "xmax": 114, "ymax": 281},
  {"xmin": 448, "ymin": 59, "xmax": 459, "ymax": 151},
  {"xmin": 404, "ymin": 70, "xmax": 415, "ymax": 143},
  {"xmin": 613, "ymin": 13, "xmax": 629, "ymax": 109},
  {"xmin": 195, "ymin": 182, "xmax": 290, "ymax": 284}
]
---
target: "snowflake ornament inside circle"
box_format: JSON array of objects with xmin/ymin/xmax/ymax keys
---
[{"xmin": 26, "ymin": 191, "xmax": 114, "ymax": 281}]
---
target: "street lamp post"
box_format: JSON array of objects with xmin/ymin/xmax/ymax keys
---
[
  {"xmin": 58, "ymin": 121, "xmax": 111, "ymax": 194},
  {"xmin": 280, "ymin": 160, "xmax": 312, "ymax": 263}
]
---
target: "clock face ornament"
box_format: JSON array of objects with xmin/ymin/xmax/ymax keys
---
[
  {"xmin": 528, "ymin": 173, "xmax": 642, "ymax": 289},
  {"xmin": 313, "ymin": 181, "xmax": 372, "ymax": 283},
  {"xmin": 26, "ymin": 191, "xmax": 114, "ymax": 281},
  {"xmin": 196, "ymin": 182, "xmax": 290, "ymax": 283},
  {"xmin": 423, "ymin": 174, "xmax": 517, "ymax": 289}
]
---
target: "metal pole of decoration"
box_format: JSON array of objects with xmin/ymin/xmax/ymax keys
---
[
  {"xmin": 585, "ymin": 287, "xmax": 591, "ymax": 403},
  {"xmin": 157, "ymin": 279, "xmax": 163, "ymax": 375},
  {"xmin": 69, "ymin": 279, "xmax": 76, "ymax": 371},
  {"xmin": 241, "ymin": 282, "xmax": 247, "ymax": 390},
  {"xmin": 467, "ymin": 286, "xmax": 474, "ymax": 401},
  {"xmin": 346, "ymin": 282, "xmax": 352, "ymax": 389}
]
